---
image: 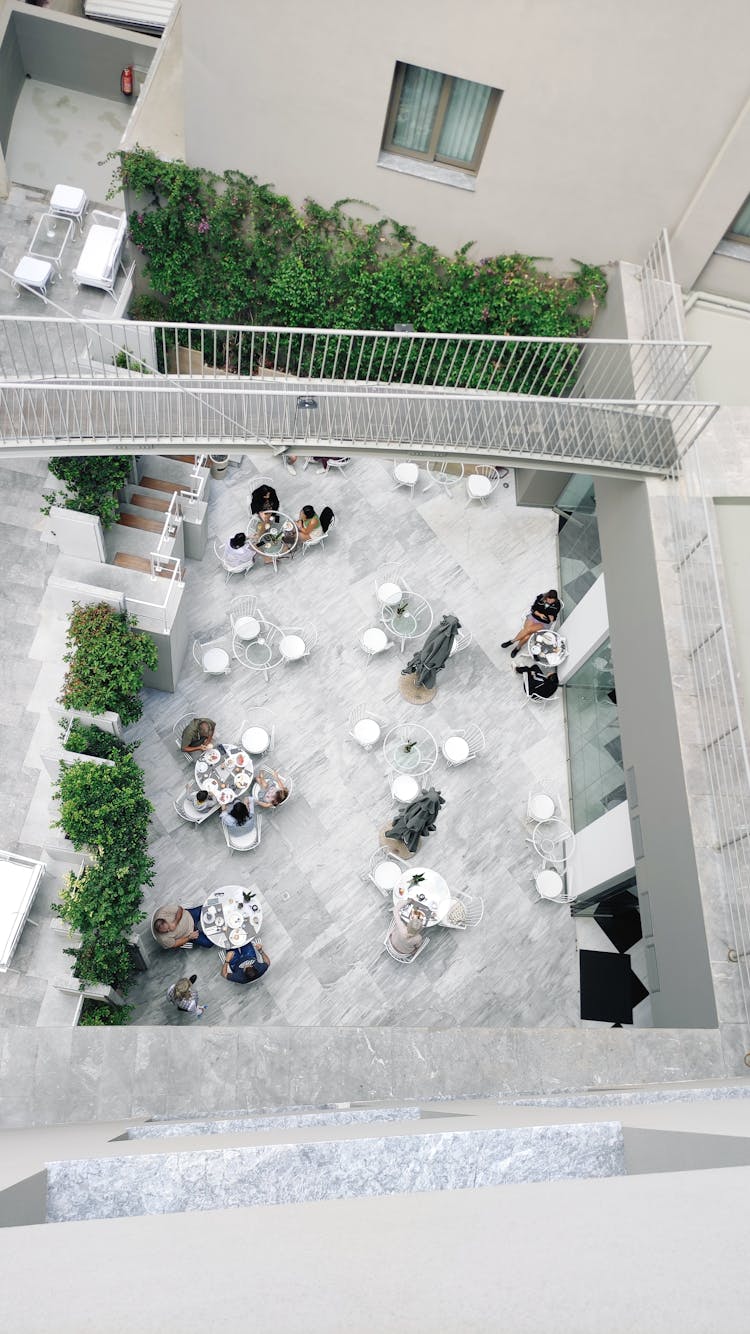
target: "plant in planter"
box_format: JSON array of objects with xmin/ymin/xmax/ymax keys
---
[
  {"xmin": 42, "ymin": 456, "xmax": 133, "ymax": 529},
  {"xmin": 61, "ymin": 719, "xmax": 134, "ymax": 761},
  {"xmin": 59, "ymin": 602, "xmax": 158, "ymax": 726},
  {"xmin": 79, "ymin": 999, "xmax": 134, "ymax": 1026}
]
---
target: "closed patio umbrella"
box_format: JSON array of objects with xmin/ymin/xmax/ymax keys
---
[
  {"xmin": 386, "ymin": 787, "xmax": 445, "ymax": 854},
  {"xmin": 401, "ymin": 614, "xmax": 461, "ymax": 690}
]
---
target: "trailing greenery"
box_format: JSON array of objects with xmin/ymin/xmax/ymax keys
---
[
  {"xmin": 59, "ymin": 602, "xmax": 158, "ymax": 726},
  {"xmin": 42, "ymin": 456, "xmax": 133, "ymax": 529},
  {"xmin": 113, "ymin": 148, "xmax": 606, "ymax": 388},
  {"xmin": 62, "ymin": 719, "xmax": 135, "ymax": 761},
  {"xmin": 79, "ymin": 999, "xmax": 134, "ymax": 1026},
  {"xmin": 53, "ymin": 753, "xmax": 153, "ymax": 992}
]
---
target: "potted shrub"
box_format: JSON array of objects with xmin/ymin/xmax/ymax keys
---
[{"xmin": 59, "ymin": 602, "xmax": 158, "ymax": 726}]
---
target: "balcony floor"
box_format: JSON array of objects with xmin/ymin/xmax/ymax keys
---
[{"xmin": 5, "ymin": 79, "xmax": 129, "ymax": 208}]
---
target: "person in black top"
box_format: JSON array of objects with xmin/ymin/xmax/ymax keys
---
[
  {"xmin": 515, "ymin": 665, "xmax": 561, "ymax": 700},
  {"xmin": 250, "ymin": 482, "xmax": 280, "ymax": 518},
  {"xmin": 221, "ymin": 941, "xmax": 270, "ymax": 984},
  {"xmin": 502, "ymin": 588, "xmax": 561, "ymax": 658}
]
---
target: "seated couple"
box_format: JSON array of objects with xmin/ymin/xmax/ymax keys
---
[{"xmin": 221, "ymin": 939, "xmax": 270, "ymax": 984}]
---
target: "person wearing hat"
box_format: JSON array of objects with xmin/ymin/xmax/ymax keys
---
[{"xmin": 166, "ymin": 974, "xmax": 207, "ymax": 1017}]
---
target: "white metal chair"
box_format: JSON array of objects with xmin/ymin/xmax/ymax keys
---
[
  {"xmin": 440, "ymin": 725, "xmax": 486, "ymax": 766},
  {"xmin": 520, "ymin": 672, "xmax": 559, "ymax": 712},
  {"xmin": 173, "ymin": 783, "xmax": 220, "ymax": 829},
  {"xmin": 449, "ymin": 626, "xmax": 473, "ymax": 656},
  {"xmin": 246, "ymin": 476, "xmax": 278, "ymax": 519},
  {"xmin": 279, "ymin": 624, "xmax": 317, "ymax": 664},
  {"xmin": 526, "ymin": 781, "xmax": 560, "ymax": 826},
  {"xmin": 173, "ymin": 714, "xmax": 198, "ymax": 758},
  {"xmin": 366, "ymin": 848, "xmax": 407, "ymax": 896},
  {"xmin": 392, "ymin": 459, "xmax": 420, "ymax": 497},
  {"xmin": 383, "ymin": 917, "xmax": 429, "ymax": 962},
  {"xmin": 301, "ymin": 515, "xmax": 335, "ymax": 555},
  {"xmin": 193, "ymin": 634, "xmax": 231, "ymax": 675},
  {"xmin": 150, "ymin": 908, "xmax": 193, "ymax": 950},
  {"xmin": 358, "ymin": 625, "xmax": 393, "ymax": 664},
  {"xmin": 423, "ymin": 459, "xmax": 464, "ymax": 497},
  {"xmin": 229, "ymin": 593, "xmax": 264, "ymax": 636},
  {"xmin": 213, "ymin": 535, "xmax": 255, "ymax": 584},
  {"xmin": 464, "ymin": 465, "xmax": 500, "ymax": 507},
  {"xmin": 374, "ymin": 565, "xmax": 406, "ymax": 607},
  {"xmin": 348, "ymin": 705, "xmax": 385, "ymax": 751},
  {"xmin": 389, "ymin": 772, "xmax": 421, "ymax": 804},
  {"xmin": 441, "ymin": 890, "xmax": 485, "ymax": 930},
  {"xmin": 254, "ymin": 768, "xmax": 294, "ymax": 812},
  {"xmin": 223, "ymin": 812, "xmax": 263, "ymax": 854},
  {"xmin": 533, "ymin": 864, "xmax": 567, "ymax": 902},
  {"xmin": 302, "ymin": 457, "xmax": 351, "ymax": 474},
  {"xmin": 239, "ymin": 712, "xmax": 275, "ymax": 757}
]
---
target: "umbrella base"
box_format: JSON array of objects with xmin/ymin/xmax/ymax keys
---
[
  {"xmin": 379, "ymin": 824, "xmax": 417, "ymax": 859},
  {"xmin": 399, "ymin": 673, "xmax": 437, "ymax": 705}
]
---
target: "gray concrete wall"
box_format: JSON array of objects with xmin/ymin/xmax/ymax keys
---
[
  {"xmin": 595, "ymin": 477, "xmax": 717, "ymax": 1028},
  {"xmin": 0, "ymin": 12, "xmax": 24, "ymax": 155},
  {"xmin": 623, "ymin": 1126, "xmax": 750, "ymax": 1175},
  {"xmin": 513, "ymin": 467, "xmax": 569, "ymax": 509},
  {"xmin": 179, "ymin": 0, "xmax": 750, "ymax": 277},
  {"xmin": 12, "ymin": 7, "xmax": 156, "ymax": 102},
  {"xmin": 693, "ymin": 252, "xmax": 750, "ymax": 305}
]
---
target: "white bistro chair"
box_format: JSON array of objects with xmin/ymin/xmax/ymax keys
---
[
  {"xmin": 526, "ymin": 781, "xmax": 560, "ymax": 825},
  {"xmin": 449, "ymin": 626, "xmax": 473, "ymax": 656},
  {"xmin": 173, "ymin": 713, "xmax": 199, "ymax": 759},
  {"xmin": 390, "ymin": 773, "xmax": 421, "ymax": 804},
  {"xmin": 423, "ymin": 459, "xmax": 464, "ymax": 497},
  {"xmin": 240, "ymin": 713, "xmax": 275, "ymax": 758},
  {"xmin": 301, "ymin": 516, "xmax": 335, "ymax": 555},
  {"xmin": 229, "ymin": 593, "xmax": 264, "ymax": 639},
  {"xmin": 279, "ymin": 625, "xmax": 317, "ymax": 665},
  {"xmin": 441, "ymin": 890, "xmax": 485, "ymax": 930},
  {"xmin": 348, "ymin": 705, "xmax": 384, "ymax": 752},
  {"xmin": 246, "ymin": 476, "xmax": 278, "ymax": 518},
  {"xmin": 393, "ymin": 460, "xmax": 420, "ymax": 497},
  {"xmin": 374, "ymin": 565, "xmax": 405, "ymax": 608},
  {"xmin": 464, "ymin": 465, "xmax": 500, "ymax": 507},
  {"xmin": 441, "ymin": 725, "xmax": 486, "ymax": 766},
  {"xmin": 534, "ymin": 865, "xmax": 567, "ymax": 902},
  {"xmin": 383, "ymin": 918, "xmax": 429, "ymax": 963},
  {"xmin": 520, "ymin": 673, "xmax": 559, "ymax": 712},
  {"xmin": 214, "ymin": 536, "xmax": 255, "ymax": 584},
  {"xmin": 173, "ymin": 784, "xmax": 219, "ymax": 830},
  {"xmin": 193, "ymin": 635, "xmax": 231, "ymax": 675},
  {"xmin": 359, "ymin": 625, "xmax": 393, "ymax": 664},
  {"xmin": 223, "ymin": 813, "xmax": 263, "ymax": 854},
  {"xmin": 367, "ymin": 847, "xmax": 406, "ymax": 898}
]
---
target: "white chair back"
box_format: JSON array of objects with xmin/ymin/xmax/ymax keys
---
[
  {"xmin": 383, "ymin": 916, "xmax": 429, "ymax": 962},
  {"xmin": 223, "ymin": 812, "xmax": 263, "ymax": 853}
]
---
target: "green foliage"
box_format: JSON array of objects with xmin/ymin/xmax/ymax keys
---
[
  {"xmin": 114, "ymin": 350, "xmax": 151, "ymax": 373},
  {"xmin": 79, "ymin": 999, "xmax": 134, "ymax": 1026},
  {"xmin": 42, "ymin": 456, "xmax": 132, "ymax": 529},
  {"xmin": 54, "ymin": 753, "xmax": 153, "ymax": 992},
  {"xmin": 114, "ymin": 148, "xmax": 606, "ymax": 375},
  {"xmin": 59, "ymin": 602, "xmax": 158, "ymax": 726},
  {"xmin": 62, "ymin": 719, "xmax": 134, "ymax": 760}
]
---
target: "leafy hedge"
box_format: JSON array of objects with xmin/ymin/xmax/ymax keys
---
[
  {"xmin": 79, "ymin": 1000, "xmax": 134, "ymax": 1026},
  {"xmin": 115, "ymin": 148, "xmax": 606, "ymax": 390},
  {"xmin": 54, "ymin": 753, "xmax": 153, "ymax": 991},
  {"xmin": 59, "ymin": 602, "xmax": 158, "ymax": 727},
  {"xmin": 62, "ymin": 719, "xmax": 134, "ymax": 761},
  {"xmin": 42, "ymin": 456, "xmax": 133, "ymax": 529}
]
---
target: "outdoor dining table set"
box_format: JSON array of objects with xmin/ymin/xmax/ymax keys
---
[
  {"xmin": 249, "ymin": 513, "xmax": 298, "ymax": 570},
  {"xmin": 232, "ymin": 613, "xmax": 307, "ymax": 679},
  {"xmin": 200, "ymin": 884, "xmax": 263, "ymax": 948},
  {"xmin": 528, "ymin": 630, "xmax": 568, "ymax": 667},
  {"xmin": 194, "ymin": 743, "xmax": 253, "ymax": 805}
]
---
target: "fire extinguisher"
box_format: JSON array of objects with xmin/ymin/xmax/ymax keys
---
[{"xmin": 120, "ymin": 66, "xmax": 133, "ymax": 97}]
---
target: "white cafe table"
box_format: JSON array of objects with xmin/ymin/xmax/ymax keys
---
[
  {"xmin": 200, "ymin": 884, "xmax": 262, "ymax": 949},
  {"xmin": 393, "ymin": 866, "xmax": 451, "ymax": 926},
  {"xmin": 353, "ymin": 718, "xmax": 381, "ymax": 747},
  {"xmin": 195, "ymin": 743, "xmax": 253, "ymax": 806},
  {"xmin": 529, "ymin": 631, "xmax": 568, "ymax": 668}
]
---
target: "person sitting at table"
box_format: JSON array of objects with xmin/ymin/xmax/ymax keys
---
[
  {"xmin": 223, "ymin": 531, "xmax": 255, "ymax": 569},
  {"xmin": 189, "ymin": 787, "xmax": 218, "ymax": 817},
  {"xmin": 249, "ymin": 481, "xmax": 280, "ymax": 518},
  {"xmin": 181, "ymin": 718, "xmax": 216, "ymax": 754},
  {"xmin": 220, "ymin": 795, "xmax": 256, "ymax": 832},
  {"xmin": 502, "ymin": 589, "xmax": 562, "ymax": 658},
  {"xmin": 153, "ymin": 903, "xmax": 215, "ymax": 949},
  {"xmin": 387, "ymin": 906, "xmax": 428, "ymax": 958},
  {"xmin": 221, "ymin": 939, "xmax": 270, "ymax": 984},
  {"xmin": 515, "ymin": 664, "xmax": 561, "ymax": 700},
  {"xmin": 253, "ymin": 767, "xmax": 289, "ymax": 809},
  {"xmin": 297, "ymin": 505, "xmax": 335, "ymax": 544}
]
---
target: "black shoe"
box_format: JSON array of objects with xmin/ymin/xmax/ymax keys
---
[
  {"xmin": 515, "ymin": 666, "xmax": 525, "ymax": 675},
  {"xmin": 510, "ymin": 646, "xmax": 520, "ymax": 658},
  {"xmin": 501, "ymin": 640, "xmax": 513, "ymax": 649}
]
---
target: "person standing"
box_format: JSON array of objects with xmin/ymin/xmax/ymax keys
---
[{"xmin": 166, "ymin": 974, "xmax": 207, "ymax": 1017}]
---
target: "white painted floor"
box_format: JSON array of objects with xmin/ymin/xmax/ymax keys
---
[{"xmin": 5, "ymin": 80, "xmax": 130, "ymax": 206}]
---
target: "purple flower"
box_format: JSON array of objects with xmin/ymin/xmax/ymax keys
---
[
  {"xmin": 481, "ymin": 306, "xmax": 490, "ymax": 320},
  {"xmin": 197, "ymin": 217, "xmax": 210, "ymax": 235}
]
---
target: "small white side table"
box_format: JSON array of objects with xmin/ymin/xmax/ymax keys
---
[
  {"xmin": 12, "ymin": 256, "xmax": 54, "ymax": 302},
  {"xmin": 50, "ymin": 184, "xmax": 88, "ymax": 231}
]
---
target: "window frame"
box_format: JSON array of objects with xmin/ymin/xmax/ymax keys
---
[
  {"xmin": 725, "ymin": 194, "xmax": 750, "ymax": 245},
  {"xmin": 382, "ymin": 61, "xmax": 500, "ymax": 175}
]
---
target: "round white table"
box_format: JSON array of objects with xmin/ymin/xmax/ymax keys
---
[
  {"xmin": 372, "ymin": 859, "xmax": 402, "ymax": 892},
  {"xmin": 242, "ymin": 726, "xmax": 271, "ymax": 756},
  {"xmin": 234, "ymin": 615, "xmax": 260, "ymax": 641},
  {"xmin": 536, "ymin": 868, "xmax": 565, "ymax": 900},
  {"xmin": 393, "ymin": 866, "xmax": 451, "ymax": 926},
  {"xmin": 381, "ymin": 592, "xmax": 433, "ymax": 652},
  {"xmin": 383, "ymin": 724, "xmax": 438, "ymax": 777},
  {"xmin": 200, "ymin": 885, "xmax": 262, "ymax": 948},
  {"xmin": 529, "ymin": 631, "xmax": 568, "ymax": 667},
  {"xmin": 202, "ymin": 646, "xmax": 230, "ymax": 674},
  {"xmin": 232, "ymin": 620, "xmax": 284, "ymax": 680},
  {"xmin": 353, "ymin": 718, "xmax": 381, "ymax": 747},
  {"xmin": 392, "ymin": 774, "xmax": 420, "ymax": 803},
  {"xmin": 362, "ymin": 627, "xmax": 389, "ymax": 654},
  {"xmin": 280, "ymin": 634, "xmax": 306, "ymax": 661},
  {"xmin": 377, "ymin": 581, "xmax": 402, "ymax": 606},
  {"xmin": 467, "ymin": 473, "xmax": 492, "ymax": 499},
  {"xmin": 248, "ymin": 512, "xmax": 298, "ymax": 569},
  {"xmin": 529, "ymin": 793, "xmax": 555, "ymax": 822},
  {"xmin": 195, "ymin": 743, "xmax": 253, "ymax": 806},
  {"xmin": 395, "ymin": 462, "xmax": 419, "ymax": 485},
  {"xmin": 443, "ymin": 735, "xmax": 470, "ymax": 765},
  {"xmin": 532, "ymin": 817, "xmax": 575, "ymax": 866}
]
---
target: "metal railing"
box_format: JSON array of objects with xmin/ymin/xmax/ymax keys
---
[{"xmin": 126, "ymin": 553, "xmax": 183, "ymax": 636}]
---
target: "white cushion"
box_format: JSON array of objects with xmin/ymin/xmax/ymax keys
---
[
  {"xmin": 373, "ymin": 861, "xmax": 402, "ymax": 891},
  {"xmin": 392, "ymin": 775, "xmax": 420, "ymax": 803},
  {"xmin": 234, "ymin": 615, "xmax": 260, "ymax": 641},
  {"xmin": 203, "ymin": 647, "xmax": 229, "ymax": 673},
  {"xmin": 353, "ymin": 718, "xmax": 380, "ymax": 746},
  {"xmin": 280, "ymin": 634, "xmax": 306, "ymax": 660},
  {"xmin": 529, "ymin": 793, "xmax": 555, "ymax": 821},
  {"xmin": 242, "ymin": 726, "xmax": 270, "ymax": 754},
  {"xmin": 536, "ymin": 868, "xmax": 564, "ymax": 899},
  {"xmin": 377, "ymin": 582, "xmax": 402, "ymax": 606},
  {"xmin": 395, "ymin": 463, "xmax": 419, "ymax": 484},
  {"xmin": 74, "ymin": 217, "xmax": 125, "ymax": 288},
  {"xmin": 443, "ymin": 735, "xmax": 470, "ymax": 764},
  {"xmin": 14, "ymin": 256, "xmax": 53, "ymax": 287},
  {"xmin": 468, "ymin": 474, "xmax": 492, "ymax": 497},
  {"xmin": 50, "ymin": 184, "xmax": 86, "ymax": 214},
  {"xmin": 362, "ymin": 627, "xmax": 388, "ymax": 653}
]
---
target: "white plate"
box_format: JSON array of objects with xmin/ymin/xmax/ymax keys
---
[{"xmin": 205, "ymin": 749, "xmax": 221, "ymax": 764}]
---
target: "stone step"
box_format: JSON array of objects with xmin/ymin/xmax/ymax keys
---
[
  {"xmin": 113, "ymin": 553, "xmax": 175, "ymax": 579},
  {"xmin": 125, "ymin": 1106, "xmax": 421, "ymax": 1139},
  {"xmin": 126, "ymin": 489, "xmax": 171, "ymax": 514},
  {"xmin": 46, "ymin": 1120, "xmax": 625, "ymax": 1222},
  {"xmin": 501, "ymin": 1084, "xmax": 750, "ymax": 1111},
  {"xmin": 116, "ymin": 512, "xmax": 164, "ymax": 534},
  {"xmin": 137, "ymin": 476, "xmax": 185, "ymax": 496}
]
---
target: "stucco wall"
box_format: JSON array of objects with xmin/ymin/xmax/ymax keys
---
[{"xmin": 180, "ymin": 0, "xmax": 750, "ymax": 278}]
